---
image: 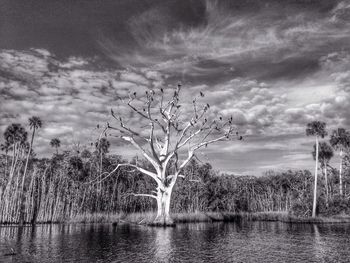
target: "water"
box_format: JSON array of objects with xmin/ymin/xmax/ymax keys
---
[{"xmin": 1, "ymin": 221, "xmax": 350, "ymax": 263}]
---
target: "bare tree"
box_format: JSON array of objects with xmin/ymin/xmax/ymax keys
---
[{"xmin": 101, "ymin": 84, "xmax": 242, "ymax": 225}]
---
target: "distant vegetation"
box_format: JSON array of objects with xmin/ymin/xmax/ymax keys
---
[{"xmin": 0, "ymin": 117, "xmax": 349, "ymax": 224}]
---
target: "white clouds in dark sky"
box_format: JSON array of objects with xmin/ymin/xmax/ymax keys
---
[{"xmin": 0, "ymin": 0, "xmax": 350, "ymax": 174}]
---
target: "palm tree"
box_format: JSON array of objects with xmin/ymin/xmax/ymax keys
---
[
  {"xmin": 312, "ymin": 142, "xmax": 333, "ymax": 204},
  {"xmin": 1, "ymin": 124, "xmax": 28, "ymax": 223},
  {"xmin": 50, "ymin": 138, "xmax": 61, "ymax": 154},
  {"xmin": 95, "ymin": 138, "xmax": 110, "ymax": 155},
  {"xmin": 330, "ymin": 128, "xmax": 350, "ymax": 196},
  {"xmin": 3, "ymin": 123, "xmax": 28, "ymax": 179},
  {"xmin": 306, "ymin": 121, "xmax": 327, "ymax": 217},
  {"xmin": 23, "ymin": 117, "xmax": 42, "ymax": 179},
  {"xmin": 4, "ymin": 123, "xmax": 28, "ymax": 147},
  {"xmin": 20, "ymin": 116, "xmax": 42, "ymax": 225}
]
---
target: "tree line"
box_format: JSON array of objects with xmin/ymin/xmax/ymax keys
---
[
  {"xmin": 306, "ymin": 121, "xmax": 350, "ymax": 217},
  {"xmin": 0, "ymin": 116, "xmax": 349, "ymax": 224}
]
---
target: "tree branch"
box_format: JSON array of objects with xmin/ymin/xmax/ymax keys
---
[
  {"xmin": 127, "ymin": 96, "xmax": 166, "ymax": 133},
  {"xmin": 128, "ymin": 193, "xmax": 158, "ymax": 199},
  {"xmin": 121, "ymin": 135, "xmax": 161, "ymax": 169},
  {"xmin": 85, "ymin": 163, "xmax": 162, "ymax": 186}
]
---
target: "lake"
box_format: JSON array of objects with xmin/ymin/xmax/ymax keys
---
[{"xmin": 1, "ymin": 221, "xmax": 350, "ymax": 263}]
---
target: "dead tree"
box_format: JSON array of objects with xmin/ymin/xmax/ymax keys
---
[{"xmin": 102, "ymin": 83, "xmax": 242, "ymax": 225}]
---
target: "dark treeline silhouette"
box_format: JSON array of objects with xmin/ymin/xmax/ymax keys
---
[{"xmin": 0, "ymin": 118, "xmax": 350, "ymax": 224}]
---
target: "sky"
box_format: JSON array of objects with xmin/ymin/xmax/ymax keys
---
[{"xmin": 0, "ymin": 0, "xmax": 350, "ymax": 175}]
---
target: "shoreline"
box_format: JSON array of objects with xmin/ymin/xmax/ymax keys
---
[
  {"xmin": 68, "ymin": 211, "xmax": 350, "ymax": 225},
  {"xmin": 2, "ymin": 211, "xmax": 350, "ymax": 226}
]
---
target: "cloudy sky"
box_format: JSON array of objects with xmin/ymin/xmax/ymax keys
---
[{"xmin": 1, "ymin": 0, "xmax": 350, "ymax": 175}]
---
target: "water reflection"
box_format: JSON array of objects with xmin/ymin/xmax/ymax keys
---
[
  {"xmin": 1, "ymin": 222, "xmax": 350, "ymax": 263},
  {"xmin": 312, "ymin": 224, "xmax": 324, "ymax": 261},
  {"xmin": 154, "ymin": 228, "xmax": 172, "ymax": 263}
]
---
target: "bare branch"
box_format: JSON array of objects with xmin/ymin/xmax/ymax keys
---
[
  {"xmin": 127, "ymin": 97, "xmax": 166, "ymax": 133},
  {"xmin": 85, "ymin": 163, "xmax": 162, "ymax": 186},
  {"xmin": 121, "ymin": 136, "xmax": 161, "ymax": 168},
  {"xmin": 109, "ymin": 83, "xmax": 241, "ymax": 193},
  {"xmin": 193, "ymin": 133, "xmax": 230, "ymax": 152},
  {"xmin": 149, "ymin": 122, "xmax": 160, "ymax": 162},
  {"xmin": 178, "ymin": 150, "xmax": 195, "ymax": 171},
  {"xmin": 167, "ymin": 174, "xmax": 185, "ymax": 180},
  {"xmin": 128, "ymin": 193, "xmax": 158, "ymax": 199}
]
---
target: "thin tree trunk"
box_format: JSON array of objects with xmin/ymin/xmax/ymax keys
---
[
  {"xmin": 5, "ymin": 143, "xmax": 18, "ymax": 194},
  {"xmin": 99, "ymin": 152, "xmax": 103, "ymax": 208},
  {"xmin": 22, "ymin": 128, "xmax": 35, "ymax": 190},
  {"xmin": 19, "ymin": 128, "xmax": 36, "ymax": 225},
  {"xmin": 339, "ymin": 150, "xmax": 343, "ymax": 196},
  {"xmin": 324, "ymin": 162, "xmax": 329, "ymax": 206},
  {"xmin": 4, "ymin": 150, "xmax": 8, "ymax": 179},
  {"xmin": 312, "ymin": 136, "xmax": 319, "ymax": 218}
]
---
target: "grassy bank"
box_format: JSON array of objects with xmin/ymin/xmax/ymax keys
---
[
  {"xmin": 239, "ymin": 211, "xmax": 350, "ymax": 224},
  {"xmin": 66, "ymin": 211, "xmax": 350, "ymax": 225}
]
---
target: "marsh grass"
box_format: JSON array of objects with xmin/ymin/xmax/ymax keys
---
[
  {"xmin": 241, "ymin": 211, "xmax": 350, "ymax": 224},
  {"xmin": 51, "ymin": 211, "xmax": 350, "ymax": 225},
  {"xmin": 68, "ymin": 212, "xmax": 125, "ymax": 224}
]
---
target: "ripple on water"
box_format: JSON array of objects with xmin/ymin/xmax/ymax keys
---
[{"xmin": 1, "ymin": 222, "xmax": 350, "ymax": 263}]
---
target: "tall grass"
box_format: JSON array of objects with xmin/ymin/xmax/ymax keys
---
[
  {"xmin": 107, "ymin": 211, "xmax": 350, "ymax": 225},
  {"xmin": 68, "ymin": 212, "xmax": 124, "ymax": 224}
]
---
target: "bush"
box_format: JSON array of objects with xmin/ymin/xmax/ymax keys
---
[
  {"xmin": 289, "ymin": 199, "xmax": 312, "ymax": 217},
  {"xmin": 322, "ymin": 195, "xmax": 350, "ymax": 216}
]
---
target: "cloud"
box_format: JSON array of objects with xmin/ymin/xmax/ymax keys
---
[
  {"xmin": 0, "ymin": 49, "xmax": 165, "ymax": 155},
  {"xmin": 1, "ymin": 44, "xmax": 349, "ymax": 175},
  {"xmin": 100, "ymin": 0, "xmax": 350, "ymax": 85},
  {"xmin": 1, "ymin": 0, "xmax": 350, "ymax": 175}
]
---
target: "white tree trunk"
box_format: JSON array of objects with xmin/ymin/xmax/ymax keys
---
[
  {"xmin": 154, "ymin": 185, "xmax": 174, "ymax": 225},
  {"xmin": 312, "ymin": 136, "xmax": 319, "ymax": 218},
  {"xmin": 324, "ymin": 163, "xmax": 329, "ymax": 206}
]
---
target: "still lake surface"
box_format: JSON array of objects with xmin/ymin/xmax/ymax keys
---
[{"xmin": 0, "ymin": 221, "xmax": 350, "ymax": 263}]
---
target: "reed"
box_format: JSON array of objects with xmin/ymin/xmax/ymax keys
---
[
  {"xmin": 68, "ymin": 212, "xmax": 124, "ymax": 224},
  {"xmin": 112, "ymin": 211, "xmax": 350, "ymax": 225}
]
